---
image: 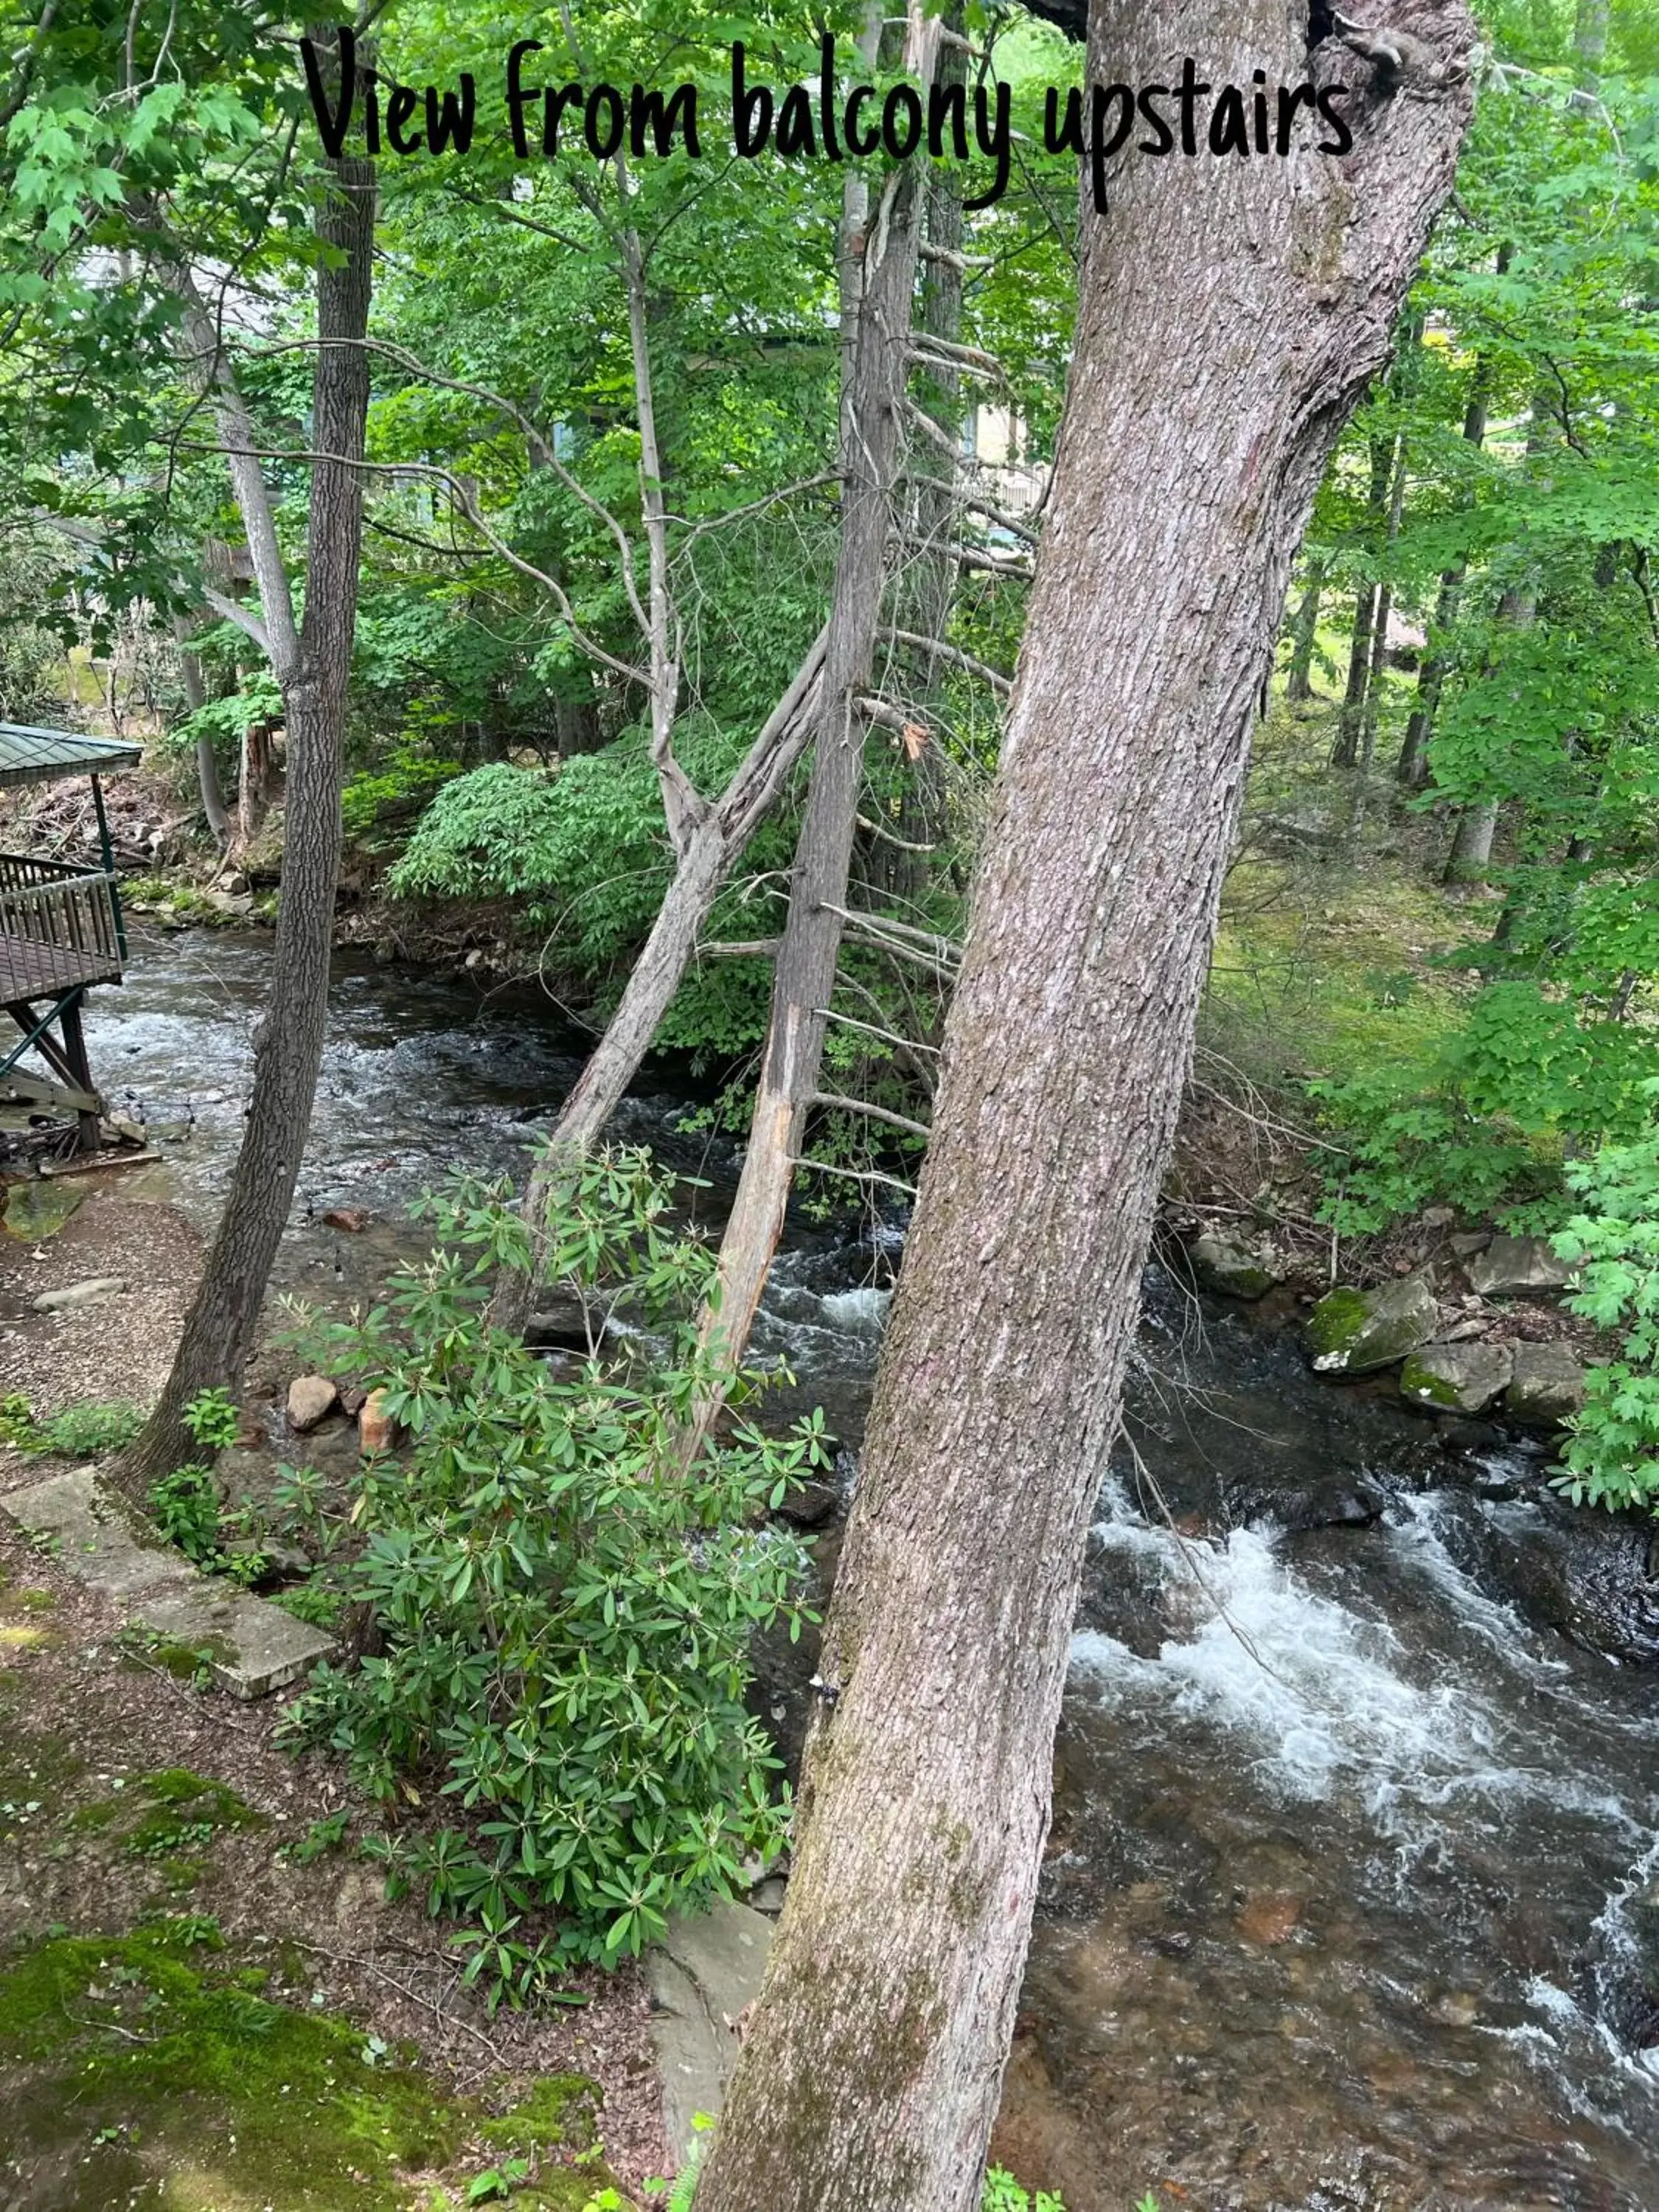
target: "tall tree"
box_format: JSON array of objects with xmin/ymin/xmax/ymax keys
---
[
  {"xmin": 693, "ymin": 4, "xmax": 1475, "ymax": 2207},
  {"xmin": 119, "ymin": 45, "xmax": 377, "ymax": 1489}
]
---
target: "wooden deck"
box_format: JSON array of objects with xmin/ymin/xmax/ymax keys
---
[{"xmin": 0, "ymin": 854, "xmax": 123, "ymax": 1002}]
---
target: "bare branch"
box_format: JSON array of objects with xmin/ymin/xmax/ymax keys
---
[
  {"xmin": 879, "ymin": 626, "xmax": 1012, "ymax": 698},
  {"xmin": 789, "ymin": 1155, "xmax": 918, "ymax": 1197},
  {"xmin": 812, "ymin": 1091, "xmax": 931, "ymax": 1140}
]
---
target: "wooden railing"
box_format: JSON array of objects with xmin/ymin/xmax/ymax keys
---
[{"xmin": 0, "ymin": 855, "xmax": 123, "ymax": 1000}]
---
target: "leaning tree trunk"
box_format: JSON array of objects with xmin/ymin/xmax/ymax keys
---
[
  {"xmin": 172, "ymin": 612, "xmax": 232, "ymax": 849},
  {"xmin": 692, "ymin": 5, "xmax": 1473, "ymax": 2207},
  {"xmin": 679, "ymin": 156, "xmax": 923, "ymax": 1445},
  {"xmin": 117, "ymin": 145, "xmax": 376, "ymax": 1495}
]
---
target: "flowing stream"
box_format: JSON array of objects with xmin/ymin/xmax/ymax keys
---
[{"xmin": 80, "ymin": 925, "xmax": 1659, "ymax": 2210}]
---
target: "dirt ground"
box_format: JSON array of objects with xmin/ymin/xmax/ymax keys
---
[{"xmin": 0, "ymin": 1186, "xmax": 667, "ymax": 2210}]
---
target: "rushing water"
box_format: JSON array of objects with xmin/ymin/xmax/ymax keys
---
[{"xmin": 81, "ymin": 924, "xmax": 1659, "ymax": 2210}]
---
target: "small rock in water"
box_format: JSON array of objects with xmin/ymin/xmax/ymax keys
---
[
  {"xmin": 1186, "ymin": 1228, "xmax": 1281, "ymax": 1301},
  {"xmin": 31, "ymin": 1276, "xmax": 126, "ymax": 1312},
  {"xmin": 321, "ymin": 1206, "xmax": 369, "ymax": 1233},
  {"xmin": 775, "ymin": 1478, "xmax": 841, "ymax": 1529},
  {"xmin": 1235, "ymin": 1892, "xmax": 1304, "ymax": 1946},
  {"xmin": 1399, "ymin": 1340, "xmax": 1514, "ymax": 1415},
  {"xmin": 286, "ymin": 1374, "xmax": 338, "ymax": 1433}
]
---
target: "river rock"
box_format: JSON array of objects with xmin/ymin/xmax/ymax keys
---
[
  {"xmin": 286, "ymin": 1374, "xmax": 338, "ymax": 1433},
  {"xmin": 4, "ymin": 1178, "xmax": 84, "ymax": 1239},
  {"xmin": 1504, "ymin": 1341, "xmax": 1586, "ymax": 1426},
  {"xmin": 774, "ymin": 1477, "xmax": 841, "ymax": 1529},
  {"xmin": 1400, "ymin": 1340, "xmax": 1514, "ymax": 1415},
  {"xmin": 359, "ymin": 1388, "xmax": 396, "ymax": 1455},
  {"xmin": 30, "ymin": 1276, "xmax": 125, "ymax": 1312},
  {"xmin": 320, "ymin": 1206, "xmax": 369, "ymax": 1233},
  {"xmin": 1307, "ymin": 1276, "xmax": 1439, "ymax": 1376},
  {"xmin": 1187, "ymin": 1229, "xmax": 1281, "ymax": 1301},
  {"xmin": 1465, "ymin": 1234, "xmax": 1573, "ymax": 1298}
]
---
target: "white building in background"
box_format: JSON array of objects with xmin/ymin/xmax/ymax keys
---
[{"xmin": 961, "ymin": 403, "xmax": 1047, "ymax": 520}]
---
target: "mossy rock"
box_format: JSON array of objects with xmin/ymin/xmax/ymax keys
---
[
  {"xmin": 1307, "ymin": 1276, "xmax": 1439, "ymax": 1376},
  {"xmin": 0, "ymin": 1927, "xmax": 469, "ymax": 2209},
  {"xmin": 4, "ymin": 1178, "xmax": 85, "ymax": 1240},
  {"xmin": 1399, "ymin": 1341, "xmax": 1512, "ymax": 1415}
]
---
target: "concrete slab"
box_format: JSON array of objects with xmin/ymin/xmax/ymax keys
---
[
  {"xmin": 131, "ymin": 1585, "xmax": 335, "ymax": 1700},
  {"xmin": 1, "ymin": 1467, "xmax": 192, "ymax": 1599},
  {"xmin": 1, "ymin": 1466, "xmax": 333, "ymax": 1698},
  {"xmin": 646, "ymin": 1899, "xmax": 774, "ymax": 2162}
]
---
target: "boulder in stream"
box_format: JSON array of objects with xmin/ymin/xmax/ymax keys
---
[
  {"xmin": 1307, "ymin": 1276, "xmax": 1439, "ymax": 1376},
  {"xmin": 1400, "ymin": 1340, "xmax": 1513, "ymax": 1415},
  {"xmin": 1504, "ymin": 1341, "xmax": 1586, "ymax": 1427},
  {"xmin": 1186, "ymin": 1229, "xmax": 1281, "ymax": 1301}
]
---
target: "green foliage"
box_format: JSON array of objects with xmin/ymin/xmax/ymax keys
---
[
  {"xmin": 282, "ymin": 1148, "xmax": 828, "ymax": 1992},
  {"xmin": 0, "ymin": 1395, "xmax": 143, "ymax": 1459},
  {"xmin": 1552, "ymin": 1113, "xmax": 1659, "ymax": 1515},
  {"xmin": 182, "ymin": 1387, "xmax": 240, "ymax": 1454},
  {"xmin": 148, "ymin": 1464, "xmax": 220, "ymax": 1564}
]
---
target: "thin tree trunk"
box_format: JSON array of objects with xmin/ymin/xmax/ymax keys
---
[
  {"xmin": 1346, "ymin": 442, "xmax": 1409, "ymax": 853},
  {"xmin": 1441, "ymin": 577, "xmax": 1535, "ymax": 890},
  {"xmin": 172, "ymin": 612, "xmax": 232, "ymax": 849},
  {"xmin": 680, "ymin": 152, "xmax": 923, "ymax": 1449},
  {"xmin": 1330, "ymin": 433, "xmax": 1395, "ymax": 768},
  {"xmin": 692, "ymin": 1, "xmax": 1472, "ymax": 2203},
  {"xmin": 1285, "ymin": 552, "xmax": 1328, "ymax": 703},
  {"xmin": 116, "ymin": 126, "xmax": 376, "ymax": 1496},
  {"xmin": 1396, "ymin": 328, "xmax": 1497, "ymax": 787}
]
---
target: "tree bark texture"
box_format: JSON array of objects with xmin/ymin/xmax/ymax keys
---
[
  {"xmin": 693, "ymin": 5, "xmax": 1472, "ymax": 2206},
  {"xmin": 119, "ymin": 139, "xmax": 376, "ymax": 1494}
]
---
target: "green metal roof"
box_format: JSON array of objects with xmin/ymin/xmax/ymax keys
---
[{"xmin": 0, "ymin": 723, "xmax": 143, "ymax": 789}]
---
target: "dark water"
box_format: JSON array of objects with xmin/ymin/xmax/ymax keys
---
[{"xmin": 83, "ymin": 925, "xmax": 1659, "ymax": 2211}]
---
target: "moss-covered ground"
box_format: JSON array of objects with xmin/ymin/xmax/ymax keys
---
[{"xmin": 0, "ymin": 1575, "xmax": 633, "ymax": 2212}]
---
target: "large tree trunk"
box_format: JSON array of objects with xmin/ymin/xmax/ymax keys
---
[
  {"xmin": 692, "ymin": 6, "xmax": 1472, "ymax": 2208},
  {"xmin": 117, "ymin": 136, "xmax": 376, "ymax": 1495}
]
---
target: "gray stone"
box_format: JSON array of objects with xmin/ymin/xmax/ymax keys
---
[
  {"xmin": 130, "ymin": 1585, "xmax": 334, "ymax": 1700},
  {"xmin": 29, "ymin": 1276, "xmax": 126, "ymax": 1312},
  {"xmin": 747, "ymin": 1877, "xmax": 788, "ymax": 1915},
  {"xmin": 1188, "ymin": 1229, "xmax": 1281, "ymax": 1301},
  {"xmin": 0, "ymin": 1467, "xmax": 333, "ymax": 1696},
  {"xmin": 1307, "ymin": 1275, "xmax": 1439, "ymax": 1375},
  {"xmin": 1465, "ymin": 1234, "xmax": 1573, "ymax": 1298},
  {"xmin": 647, "ymin": 1900, "xmax": 773, "ymax": 2159},
  {"xmin": 286, "ymin": 1374, "xmax": 338, "ymax": 1433},
  {"xmin": 1400, "ymin": 1340, "xmax": 1514, "ymax": 1415},
  {"xmin": 1505, "ymin": 1340, "xmax": 1587, "ymax": 1427},
  {"xmin": 1, "ymin": 1468, "xmax": 192, "ymax": 1599},
  {"xmin": 775, "ymin": 1478, "xmax": 841, "ymax": 1529},
  {"xmin": 1450, "ymin": 1231, "xmax": 1492, "ymax": 1258}
]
